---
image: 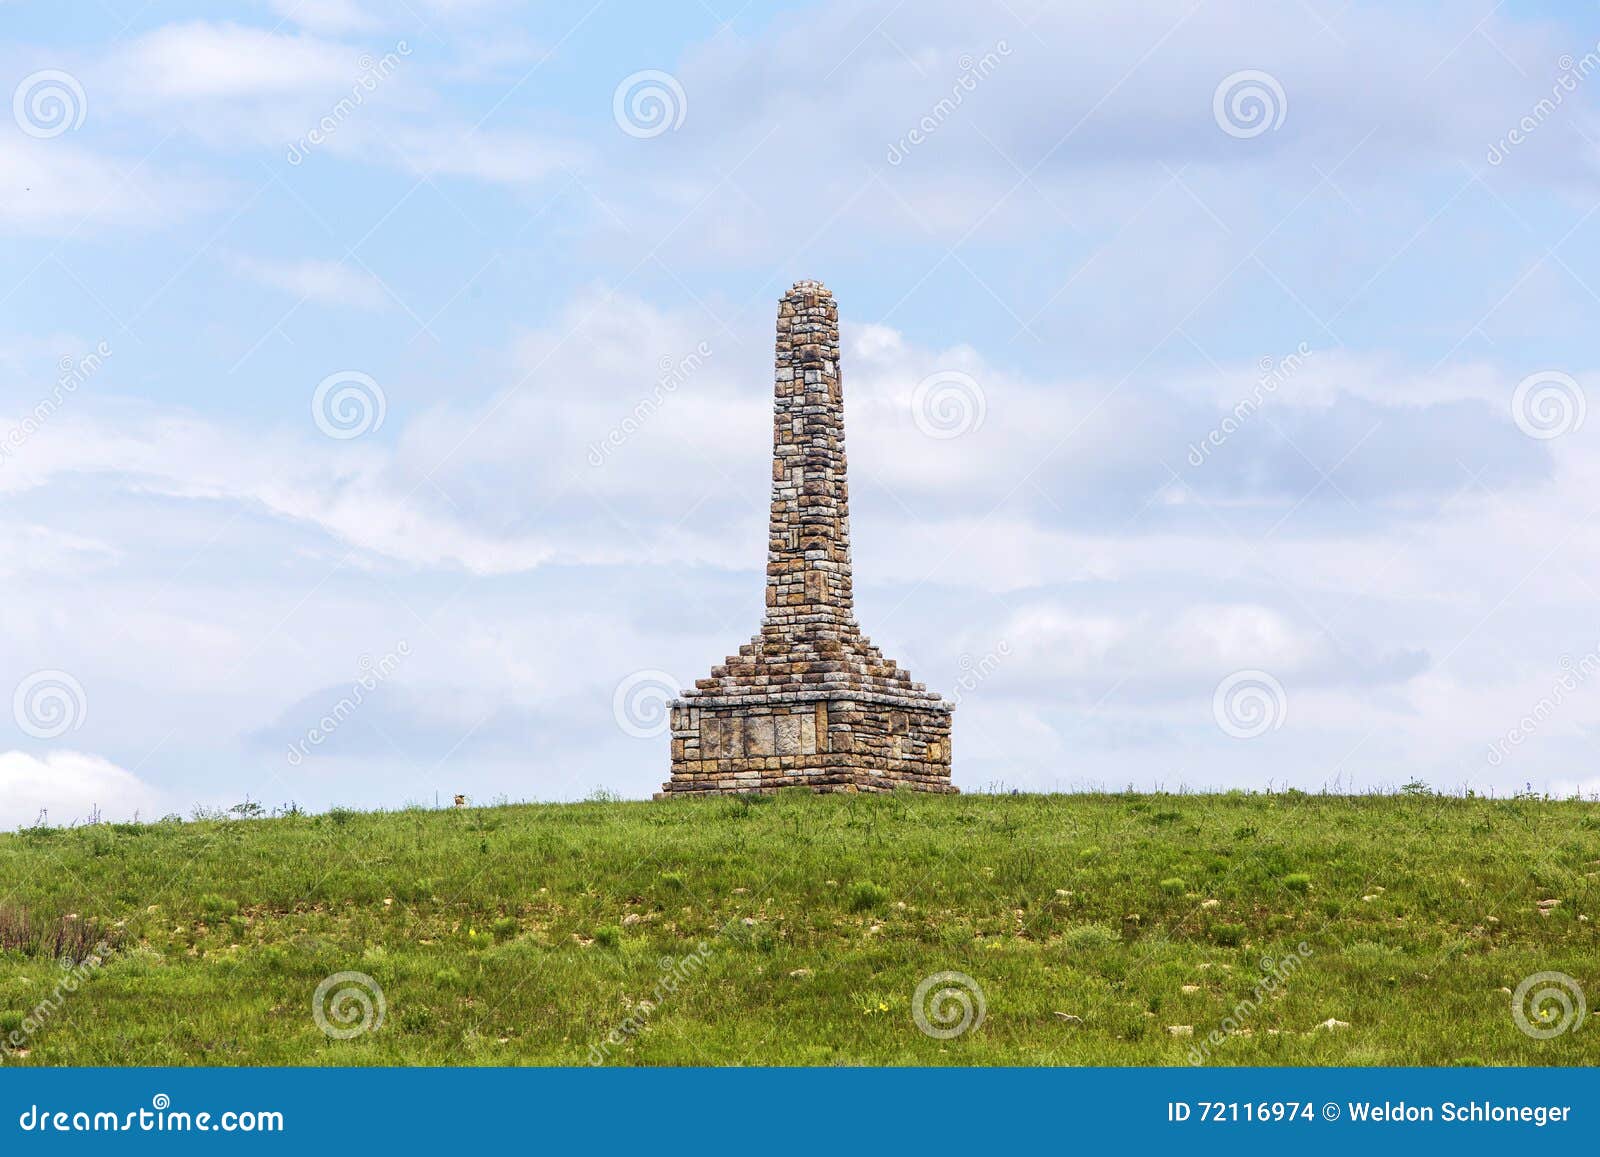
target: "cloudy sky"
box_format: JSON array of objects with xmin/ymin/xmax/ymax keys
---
[{"xmin": 4, "ymin": 0, "xmax": 1600, "ymax": 824}]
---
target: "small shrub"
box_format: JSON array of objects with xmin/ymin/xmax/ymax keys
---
[
  {"xmin": 0, "ymin": 1011, "xmax": 23, "ymax": 1034},
  {"xmin": 327, "ymin": 807, "xmax": 356, "ymax": 826},
  {"xmin": 847, "ymin": 881, "xmax": 889, "ymax": 912},
  {"xmin": 0, "ymin": 906, "xmax": 115, "ymax": 962},
  {"xmin": 199, "ymin": 894, "xmax": 237, "ymax": 917},
  {"xmin": 1159, "ymin": 877, "xmax": 1186, "ymax": 895},
  {"xmin": 1283, "ymin": 873, "xmax": 1312, "ymax": 893},
  {"xmin": 1063, "ymin": 923, "xmax": 1120, "ymax": 952},
  {"xmin": 593, "ymin": 925, "xmax": 622, "ymax": 948},
  {"xmin": 399, "ymin": 1006, "xmax": 435, "ymax": 1034},
  {"xmin": 1212, "ymin": 923, "xmax": 1246, "ymax": 947},
  {"xmin": 658, "ymin": 871, "xmax": 686, "ymax": 891},
  {"xmin": 491, "ymin": 917, "xmax": 519, "ymax": 941}
]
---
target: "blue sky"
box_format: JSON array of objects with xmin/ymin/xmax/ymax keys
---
[{"xmin": 4, "ymin": 0, "xmax": 1600, "ymax": 823}]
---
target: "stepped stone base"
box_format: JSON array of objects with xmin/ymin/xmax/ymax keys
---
[{"xmin": 657, "ymin": 692, "xmax": 954, "ymax": 797}]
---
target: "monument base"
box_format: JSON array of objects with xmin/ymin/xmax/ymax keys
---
[{"xmin": 657, "ymin": 693, "xmax": 955, "ymax": 797}]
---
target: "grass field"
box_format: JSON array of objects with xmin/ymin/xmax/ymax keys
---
[{"xmin": 0, "ymin": 790, "xmax": 1596, "ymax": 1066}]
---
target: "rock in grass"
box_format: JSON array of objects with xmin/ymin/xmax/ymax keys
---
[
  {"xmin": 1316, "ymin": 1018, "xmax": 1351, "ymax": 1031},
  {"xmin": 1167, "ymin": 1024, "xmax": 1193, "ymax": 1036}
]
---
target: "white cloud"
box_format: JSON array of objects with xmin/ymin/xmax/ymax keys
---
[
  {"xmin": 227, "ymin": 253, "xmax": 389, "ymax": 309},
  {"xmin": 117, "ymin": 21, "xmax": 356, "ymax": 99},
  {"xmin": 0, "ymin": 750, "xmax": 160, "ymax": 828},
  {"xmin": 97, "ymin": 20, "xmax": 581, "ymax": 185},
  {"xmin": 0, "ymin": 523, "xmax": 119, "ymax": 578},
  {"xmin": 0, "ymin": 138, "xmax": 217, "ymax": 236},
  {"xmin": 266, "ymin": 0, "xmax": 384, "ymax": 35}
]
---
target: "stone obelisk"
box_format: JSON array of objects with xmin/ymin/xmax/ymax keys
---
[{"xmin": 658, "ymin": 280, "xmax": 954, "ymax": 796}]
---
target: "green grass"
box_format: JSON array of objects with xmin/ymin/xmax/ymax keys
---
[{"xmin": 0, "ymin": 790, "xmax": 1596, "ymax": 1066}]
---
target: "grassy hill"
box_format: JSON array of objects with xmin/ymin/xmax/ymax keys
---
[{"xmin": 1, "ymin": 790, "xmax": 1596, "ymax": 1066}]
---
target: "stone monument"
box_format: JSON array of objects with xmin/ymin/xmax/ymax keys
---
[{"xmin": 658, "ymin": 280, "xmax": 955, "ymax": 796}]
